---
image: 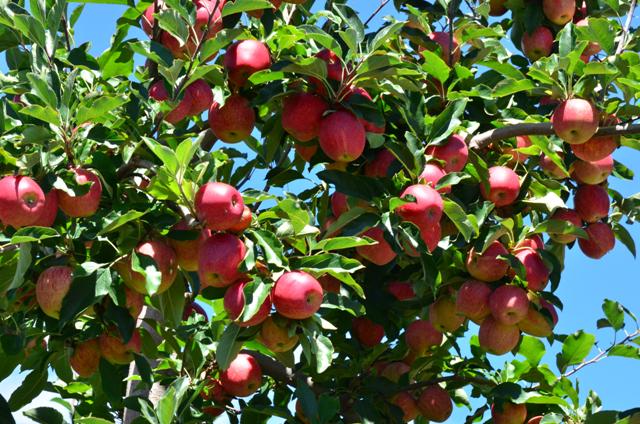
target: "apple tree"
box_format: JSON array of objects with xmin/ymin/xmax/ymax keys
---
[{"xmin": 1, "ymin": 0, "xmax": 640, "ymax": 423}]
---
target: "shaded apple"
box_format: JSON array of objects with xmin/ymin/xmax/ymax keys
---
[
  {"xmin": 521, "ymin": 26, "xmax": 554, "ymax": 61},
  {"xmin": 488, "ymin": 285, "xmax": 530, "ymax": 325},
  {"xmin": 365, "ymin": 149, "xmax": 397, "ymax": 178},
  {"xmin": 514, "ymin": 234, "xmax": 544, "ymax": 251},
  {"xmin": 228, "ymin": 205, "xmax": 252, "ymax": 233},
  {"xmin": 356, "ymin": 227, "xmax": 397, "ymax": 266},
  {"xmin": 316, "ymin": 49, "xmax": 343, "ymax": 81},
  {"xmin": 504, "ymin": 136, "xmax": 532, "ymax": 165},
  {"xmin": 578, "ymin": 222, "xmax": 616, "ymax": 259},
  {"xmin": 381, "ymin": 362, "xmax": 411, "ymax": 383},
  {"xmin": 518, "ymin": 298, "xmax": 558, "ymax": 337},
  {"xmin": 572, "ymin": 155, "xmax": 614, "ymax": 185},
  {"xmin": 551, "ymin": 98, "xmax": 599, "ymax": 144},
  {"xmin": 118, "ymin": 240, "xmax": 178, "ymax": 295},
  {"xmin": 195, "ymin": 181, "xmax": 245, "ymax": 231},
  {"xmin": 427, "ymin": 32, "xmax": 461, "ymax": 65},
  {"xmin": 455, "ymin": 279, "xmax": 492, "ymax": 323},
  {"xmin": 168, "ymin": 220, "xmax": 211, "ymax": 272},
  {"xmin": 272, "ymin": 271, "xmax": 323, "ymax": 319},
  {"xmin": 387, "ymin": 281, "xmax": 416, "ymax": 301},
  {"xmin": 99, "ymin": 329, "xmax": 142, "ymax": 365},
  {"xmin": 491, "ymin": 401, "xmax": 527, "ymax": 424},
  {"xmin": 513, "ymin": 248, "xmax": 550, "ymax": 291},
  {"xmin": 220, "ymin": 353, "xmax": 263, "ymax": 397},
  {"xmin": 318, "ymin": 274, "xmax": 340, "ymax": 294},
  {"xmin": 575, "ymin": 18, "xmax": 601, "ymax": 56},
  {"xmin": 479, "ymin": 315, "xmax": 521, "ymax": 355},
  {"xmin": 330, "ymin": 192, "xmax": 349, "ymax": 218},
  {"xmin": 466, "ymin": 240, "xmax": 509, "ymax": 282},
  {"xmin": 70, "ymin": 338, "xmax": 101, "ymax": 378},
  {"xmin": 548, "ymin": 208, "xmax": 582, "ymax": 244},
  {"xmin": 30, "ymin": 190, "xmax": 58, "ymax": 227},
  {"xmin": 574, "ymin": 184, "xmax": 610, "ymax": 223},
  {"xmin": 419, "ymin": 163, "xmax": 450, "ymax": 193},
  {"xmin": 542, "ymin": 0, "xmax": 575, "ymax": 25},
  {"xmin": 318, "ymin": 110, "xmax": 366, "ymax": 163},
  {"xmin": 209, "ymin": 95, "xmax": 255, "ymax": 143},
  {"xmin": 540, "ymin": 154, "xmax": 568, "ymax": 179},
  {"xmin": 0, "ymin": 175, "xmax": 45, "ymax": 228},
  {"xmin": 405, "ymin": 319, "xmax": 443, "ymax": 354},
  {"xmin": 391, "ymin": 392, "xmax": 419, "ymax": 422},
  {"xmin": 294, "ymin": 142, "xmax": 318, "ymax": 162},
  {"xmin": 430, "ymin": 295, "xmax": 465, "ymax": 333},
  {"xmin": 417, "ymin": 385, "xmax": 453, "ymax": 422},
  {"xmin": 352, "ymin": 317, "xmax": 384, "ymax": 348},
  {"xmin": 257, "ymin": 316, "xmax": 299, "ymax": 352},
  {"xmin": 198, "ymin": 233, "xmax": 246, "ymax": 288},
  {"xmin": 125, "ymin": 287, "xmax": 144, "ymax": 318},
  {"xmin": 57, "ymin": 168, "xmax": 102, "ymax": 218},
  {"xmin": 489, "ymin": 0, "xmax": 507, "ymax": 16},
  {"xmin": 224, "ymin": 280, "xmax": 272, "ymax": 327},
  {"xmin": 36, "ymin": 266, "xmax": 73, "ymax": 319},
  {"xmin": 480, "ymin": 166, "xmax": 520, "ymax": 207}
]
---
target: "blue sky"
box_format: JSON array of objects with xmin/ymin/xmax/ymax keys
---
[{"xmin": 1, "ymin": 1, "xmax": 639, "ymax": 423}]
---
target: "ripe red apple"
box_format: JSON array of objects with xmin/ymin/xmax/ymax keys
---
[
  {"xmin": 365, "ymin": 149, "xmax": 397, "ymax": 178},
  {"xmin": 504, "ymin": 136, "xmax": 532, "ymax": 165},
  {"xmin": 0, "ymin": 175, "xmax": 45, "ymax": 228},
  {"xmin": 195, "ymin": 181, "xmax": 245, "ymax": 231},
  {"xmin": 466, "ymin": 240, "xmax": 509, "ymax": 282},
  {"xmin": 228, "ymin": 205, "xmax": 252, "ymax": 233},
  {"xmin": 552, "ymin": 98, "xmax": 599, "ymax": 144},
  {"xmin": 356, "ymin": 227, "xmax": 397, "ymax": 266},
  {"xmin": 183, "ymin": 301, "xmax": 209, "ymax": 321},
  {"xmin": 224, "ymin": 40, "xmax": 272, "ymax": 87},
  {"xmin": 57, "ymin": 168, "xmax": 102, "ymax": 218},
  {"xmin": 574, "ymin": 184, "xmax": 610, "ymax": 223},
  {"xmin": 352, "ymin": 317, "xmax": 384, "ymax": 348},
  {"xmin": 36, "ymin": 266, "xmax": 73, "ymax": 319},
  {"xmin": 488, "ymin": 285, "xmax": 530, "ymax": 325},
  {"xmin": 572, "ymin": 155, "xmax": 614, "ymax": 185},
  {"xmin": 70, "ymin": 338, "xmax": 101, "ymax": 378},
  {"xmin": 455, "ymin": 280, "xmax": 492, "ymax": 323},
  {"xmin": 521, "ymin": 26, "xmax": 554, "ymax": 61},
  {"xmin": 490, "ymin": 0, "xmax": 507, "ymax": 15},
  {"xmin": 396, "ymin": 184, "xmax": 444, "ymax": 226},
  {"xmin": 209, "ymin": 95, "xmax": 256, "ymax": 143},
  {"xmin": 99, "ymin": 329, "xmax": 142, "ymax": 364},
  {"xmin": 318, "ymin": 110, "xmax": 366, "ymax": 163},
  {"xmin": 428, "ymin": 32, "xmax": 461, "ymax": 65},
  {"xmin": 316, "ymin": 49, "xmax": 344, "ymax": 81},
  {"xmin": 272, "ymin": 271, "xmax": 323, "ymax": 319},
  {"xmin": 165, "ymin": 95, "xmax": 192, "ymax": 124},
  {"xmin": 527, "ymin": 417, "xmax": 543, "ymax": 424},
  {"xmin": 542, "ymin": 0, "xmax": 575, "ymax": 25},
  {"xmin": 198, "ymin": 233, "xmax": 246, "ymax": 288},
  {"xmin": 149, "ymin": 79, "xmax": 169, "ymax": 101},
  {"xmin": 405, "ymin": 319, "xmax": 443, "ymax": 354},
  {"xmin": 540, "ymin": 154, "xmax": 568, "ymax": 179},
  {"xmin": 513, "ymin": 248, "xmax": 550, "ymax": 291},
  {"xmin": 391, "ymin": 392, "xmax": 419, "ymax": 422},
  {"xmin": 417, "ymin": 385, "xmax": 453, "ymax": 422},
  {"xmin": 168, "ymin": 220, "xmax": 211, "ymax": 272},
  {"xmin": 480, "ymin": 166, "xmax": 520, "ymax": 207},
  {"xmin": 281, "ymin": 93, "xmax": 328, "ymax": 142},
  {"xmin": 572, "ymin": 134, "xmax": 618, "ymax": 162},
  {"xmin": 478, "ymin": 316, "xmax": 521, "ymax": 355},
  {"xmin": 330, "ymin": 192, "xmax": 349, "ymax": 218},
  {"xmin": 317, "ymin": 274, "xmax": 340, "ymax": 294},
  {"xmin": 575, "ymin": 18, "xmax": 601, "ymax": 56},
  {"xmin": 224, "ymin": 280, "xmax": 272, "ymax": 327},
  {"xmin": 387, "ymin": 281, "xmax": 416, "ymax": 301},
  {"xmin": 548, "ymin": 208, "xmax": 582, "ymax": 244},
  {"xmin": 257, "ymin": 316, "xmax": 299, "ymax": 352},
  {"xmin": 381, "ymin": 362, "xmax": 411, "ymax": 383},
  {"xmin": 426, "ymin": 135, "xmax": 468, "ymax": 173},
  {"xmin": 491, "ymin": 401, "xmax": 527, "ymax": 424},
  {"xmin": 125, "ymin": 287, "xmax": 144, "ymax": 318},
  {"xmin": 430, "ymin": 295, "xmax": 465, "ymax": 333},
  {"xmin": 514, "ymin": 234, "xmax": 544, "ymax": 251},
  {"xmin": 419, "ymin": 163, "xmax": 450, "ymax": 193},
  {"xmin": 185, "ymin": 79, "xmax": 213, "ymax": 116},
  {"xmin": 294, "ymin": 142, "xmax": 318, "ymax": 162},
  {"xmin": 518, "ymin": 298, "xmax": 558, "ymax": 337},
  {"xmin": 417, "ymin": 220, "xmax": 442, "ymax": 253},
  {"xmin": 118, "ymin": 240, "xmax": 178, "ymax": 295},
  {"xmin": 578, "ymin": 222, "xmax": 616, "ymax": 259},
  {"xmin": 30, "ymin": 190, "xmax": 58, "ymax": 227},
  {"xmin": 220, "ymin": 353, "xmax": 263, "ymax": 397}
]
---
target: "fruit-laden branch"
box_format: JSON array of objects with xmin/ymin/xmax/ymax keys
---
[
  {"xmin": 241, "ymin": 349, "xmax": 311, "ymax": 388},
  {"xmin": 616, "ymin": 0, "xmax": 637, "ymax": 55},
  {"xmin": 468, "ymin": 122, "xmax": 640, "ymax": 150}
]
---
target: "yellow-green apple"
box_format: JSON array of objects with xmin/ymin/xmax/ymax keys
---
[
  {"xmin": 396, "ymin": 184, "xmax": 444, "ymax": 226},
  {"xmin": 466, "ymin": 240, "xmax": 509, "ymax": 282},
  {"xmin": 542, "ymin": 0, "xmax": 575, "ymax": 25},
  {"xmin": 489, "ymin": 285, "xmax": 530, "ymax": 325},
  {"xmin": 540, "ymin": 154, "xmax": 567, "ymax": 179},
  {"xmin": 391, "ymin": 392, "xmax": 419, "ymax": 422},
  {"xmin": 223, "ymin": 40, "xmax": 271, "ymax": 87},
  {"xmin": 518, "ymin": 298, "xmax": 558, "ymax": 337},
  {"xmin": 195, "ymin": 181, "xmax": 245, "ymax": 231},
  {"xmin": 479, "ymin": 315, "xmax": 521, "ymax": 355},
  {"xmin": 427, "ymin": 32, "xmax": 461, "ymax": 65},
  {"xmin": 572, "ymin": 155, "xmax": 613, "ymax": 185},
  {"xmin": 257, "ymin": 316, "xmax": 299, "ymax": 352},
  {"xmin": 318, "ymin": 110, "xmax": 366, "ymax": 163},
  {"xmin": 117, "ymin": 240, "xmax": 178, "ymax": 295},
  {"xmin": 168, "ymin": 220, "xmax": 211, "ymax": 271},
  {"xmin": 426, "ymin": 135, "xmax": 468, "ymax": 173},
  {"xmin": 491, "ymin": 401, "xmax": 527, "ymax": 424},
  {"xmin": 70, "ymin": 338, "xmax": 101, "ymax": 377},
  {"xmin": 381, "ymin": 362, "xmax": 410, "ymax": 383},
  {"xmin": 0, "ymin": 175, "xmax": 45, "ymax": 228},
  {"xmin": 387, "ymin": 281, "xmax": 416, "ymax": 301},
  {"xmin": 504, "ymin": 136, "xmax": 532, "ymax": 165},
  {"xmin": 548, "ymin": 208, "xmax": 582, "ymax": 244},
  {"xmin": 575, "ymin": 18, "xmax": 601, "ymax": 56},
  {"xmin": 574, "ymin": 184, "xmax": 609, "ymax": 223},
  {"xmin": 480, "ymin": 166, "xmax": 520, "ymax": 207},
  {"xmin": 281, "ymin": 92, "xmax": 328, "ymax": 142},
  {"xmin": 356, "ymin": 227, "xmax": 397, "ymax": 266},
  {"xmin": 489, "ymin": 0, "xmax": 507, "ymax": 16},
  {"xmin": 405, "ymin": 319, "xmax": 443, "ymax": 354},
  {"xmin": 521, "ymin": 26, "xmax": 554, "ymax": 61},
  {"xmin": 185, "ymin": 79, "xmax": 213, "ymax": 116},
  {"xmin": 513, "ymin": 248, "xmax": 550, "ymax": 291},
  {"xmin": 30, "ymin": 190, "xmax": 58, "ymax": 227},
  {"xmin": 223, "ymin": 280, "xmax": 272, "ymax": 327},
  {"xmin": 228, "ymin": 205, "xmax": 252, "ymax": 233},
  {"xmin": 455, "ymin": 280, "xmax": 492, "ymax": 323},
  {"xmin": 209, "ymin": 95, "xmax": 256, "ymax": 143},
  {"xmin": 57, "ymin": 168, "xmax": 102, "ymax": 217},
  {"xmin": 551, "ymin": 98, "xmax": 599, "ymax": 144},
  {"xmin": 419, "ymin": 163, "xmax": 450, "ymax": 193},
  {"xmin": 198, "ymin": 233, "xmax": 246, "ymax": 288},
  {"xmin": 417, "ymin": 385, "xmax": 453, "ymax": 422},
  {"xmin": 578, "ymin": 222, "xmax": 615, "ymax": 259},
  {"xmin": 99, "ymin": 329, "xmax": 142, "ymax": 364},
  {"xmin": 365, "ymin": 149, "xmax": 397, "ymax": 177},
  {"xmin": 272, "ymin": 271, "xmax": 323, "ymax": 319},
  {"xmin": 220, "ymin": 353, "xmax": 263, "ymax": 397},
  {"xmin": 330, "ymin": 192, "xmax": 349, "ymax": 218},
  {"xmin": 429, "ymin": 295, "xmax": 465, "ymax": 332},
  {"xmin": 35, "ymin": 266, "xmax": 73, "ymax": 319},
  {"xmin": 352, "ymin": 317, "xmax": 384, "ymax": 348}
]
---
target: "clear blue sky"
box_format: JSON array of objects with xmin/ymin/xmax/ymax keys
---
[{"xmin": 1, "ymin": 2, "xmax": 639, "ymax": 423}]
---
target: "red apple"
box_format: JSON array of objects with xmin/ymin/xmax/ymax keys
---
[
  {"xmin": 527, "ymin": 417, "xmax": 543, "ymax": 424},
  {"xmin": 430, "ymin": 295, "xmax": 465, "ymax": 333},
  {"xmin": 480, "ymin": 166, "xmax": 520, "ymax": 207},
  {"xmin": 294, "ymin": 142, "xmax": 318, "ymax": 162},
  {"xmin": 195, "ymin": 181, "xmax": 245, "ymax": 231},
  {"xmin": 518, "ymin": 298, "xmax": 558, "ymax": 337},
  {"xmin": 125, "ymin": 287, "xmax": 144, "ymax": 318},
  {"xmin": 419, "ymin": 163, "xmax": 450, "ymax": 193},
  {"xmin": 552, "ymin": 99, "xmax": 599, "ymax": 144},
  {"xmin": 381, "ymin": 362, "xmax": 411, "ymax": 383},
  {"xmin": 57, "ymin": 168, "xmax": 102, "ymax": 218},
  {"xmin": 318, "ymin": 274, "xmax": 340, "ymax": 294},
  {"xmin": 168, "ymin": 220, "xmax": 211, "ymax": 272},
  {"xmin": 224, "ymin": 280, "xmax": 272, "ymax": 327},
  {"xmin": 0, "ymin": 175, "xmax": 45, "ymax": 228},
  {"xmin": 417, "ymin": 385, "xmax": 453, "ymax": 422},
  {"xmin": 542, "ymin": 0, "xmax": 575, "ymax": 25},
  {"xmin": 35, "ymin": 266, "xmax": 73, "ymax": 319},
  {"xmin": 479, "ymin": 316, "xmax": 521, "ymax": 355},
  {"xmin": 70, "ymin": 338, "xmax": 101, "ymax": 377},
  {"xmin": 456, "ymin": 280, "xmax": 492, "ymax": 323},
  {"xmin": 428, "ymin": 32, "xmax": 461, "ymax": 65},
  {"xmin": 540, "ymin": 154, "xmax": 568, "ymax": 179},
  {"xmin": 228, "ymin": 205, "xmax": 252, "ymax": 233},
  {"xmin": 391, "ymin": 392, "xmax": 419, "ymax": 422},
  {"xmin": 352, "ymin": 317, "xmax": 384, "ymax": 348},
  {"xmin": 504, "ymin": 136, "xmax": 532, "ymax": 165},
  {"xmin": 396, "ymin": 184, "xmax": 444, "ymax": 226},
  {"xmin": 185, "ymin": 79, "xmax": 213, "ymax": 116},
  {"xmin": 572, "ymin": 155, "xmax": 614, "ymax": 185},
  {"xmin": 330, "ymin": 192, "xmax": 349, "ymax": 218},
  {"xmin": 578, "ymin": 222, "xmax": 615, "ymax": 259},
  {"xmin": 272, "ymin": 271, "xmax": 323, "ymax": 319},
  {"xmin": 513, "ymin": 248, "xmax": 550, "ymax": 291},
  {"xmin": 117, "ymin": 240, "xmax": 178, "ymax": 295},
  {"xmin": 514, "ymin": 234, "xmax": 544, "ymax": 251},
  {"xmin": 574, "ymin": 184, "xmax": 609, "ymax": 223},
  {"xmin": 99, "ymin": 329, "xmax": 142, "ymax": 364},
  {"xmin": 318, "ymin": 110, "xmax": 366, "ymax": 163},
  {"xmin": 257, "ymin": 316, "xmax": 299, "ymax": 352},
  {"xmin": 405, "ymin": 319, "xmax": 443, "ymax": 354},
  {"xmin": 30, "ymin": 190, "xmax": 58, "ymax": 227},
  {"xmin": 575, "ymin": 18, "xmax": 601, "ymax": 56},
  {"xmin": 491, "ymin": 402, "xmax": 527, "ymax": 424},
  {"xmin": 224, "ymin": 40, "xmax": 271, "ymax": 87},
  {"xmin": 316, "ymin": 49, "xmax": 344, "ymax": 81},
  {"xmin": 220, "ymin": 353, "xmax": 262, "ymax": 397},
  {"xmin": 466, "ymin": 240, "xmax": 509, "ymax": 282},
  {"xmin": 387, "ymin": 281, "xmax": 416, "ymax": 301},
  {"xmin": 281, "ymin": 93, "xmax": 328, "ymax": 142},
  {"xmin": 489, "ymin": 285, "xmax": 530, "ymax": 325},
  {"xmin": 365, "ymin": 149, "xmax": 397, "ymax": 178},
  {"xmin": 426, "ymin": 135, "xmax": 468, "ymax": 173},
  {"xmin": 548, "ymin": 208, "xmax": 582, "ymax": 244},
  {"xmin": 165, "ymin": 95, "xmax": 192, "ymax": 124},
  {"xmin": 198, "ymin": 233, "xmax": 246, "ymax": 288},
  {"xmin": 418, "ymin": 220, "xmax": 442, "ymax": 253},
  {"xmin": 183, "ymin": 302, "xmax": 209, "ymax": 321},
  {"xmin": 521, "ymin": 26, "xmax": 554, "ymax": 61},
  {"xmin": 356, "ymin": 227, "xmax": 397, "ymax": 266},
  {"xmin": 209, "ymin": 95, "xmax": 255, "ymax": 143}
]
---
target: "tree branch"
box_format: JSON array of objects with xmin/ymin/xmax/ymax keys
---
[
  {"xmin": 396, "ymin": 374, "xmax": 495, "ymax": 393},
  {"xmin": 242, "ymin": 349, "xmax": 314, "ymax": 389},
  {"xmin": 364, "ymin": 0, "xmax": 390, "ymax": 27},
  {"xmin": 615, "ymin": 0, "xmax": 637, "ymax": 55}
]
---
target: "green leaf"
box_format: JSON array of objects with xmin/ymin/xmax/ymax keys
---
[
  {"xmin": 534, "ymin": 219, "xmax": 587, "ymax": 239},
  {"xmin": 292, "ymin": 253, "xmax": 364, "ymax": 275},
  {"xmin": 98, "ymin": 210, "xmax": 147, "ymax": 235},
  {"xmin": 557, "ymin": 330, "xmax": 595, "ymax": 372},
  {"xmin": 9, "ymin": 243, "xmax": 32, "ymax": 291},
  {"xmin": 427, "ymin": 99, "xmax": 467, "ymax": 145},
  {"xmin": 221, "ymin": 0, "xmax": 272, "ymax": 16},
  {"xmin": 612, "ymin": 223, "xmax": 636, "ymax": 258},
  {"xmin": 10, "ymin": 226, "xmax": 59, "ymax": 243},
  {"xmin": 130, "ymin": 251, "xmax": 162, "ymax": 296},
  {"xmin": 443, "ymin": 199, "xmax": 478, "ymax": 242},
  {"xmin": 368, "ymin": 21, "xmax": 404, "ymax": 52},
  {"xmin": 420, "ymin": 50, "xmax": 450, "ymax": 83},
  {"xmin": 602, "ymin": 299, "xmax": 625, "ymax": 331},
  {"xmin": 75, "ymin": 418, "xmax": 115, "ymax": 424},
  {"xmin": 8, "ymin": 369, "xmax": 47, "ymax": 411},
  {"xmin": 0, "ymin": 395, "xmax": 13, "ymax": 424},
  {"xmin": 22, "ymin": 407, "xmax": 64, "ymax": 424},
  {"xmin": 157, "ymin": 377, "xmax": 190, "ymax": 424},
  {"xmin": 240, "ymin": 277, "xmax": 273, "ymax": 322},
  {"xmin": 318, "ymin": 170, "xmax": 390, "ymax": 201},
  {"xmin": 19, "ymin": 105, "xmax": 60, "ymax": 125},
  {"xmin": 156, "ymin": 10, "xmax": 189, "ymax": 46},
  {"xmin": 518, "ymin": 336, "xmax": 546, "ymax": 365},
  {"xmin": 216, "ymin": 324, "xmax": 241, "ymax": 371},
  {"xmin": 313, "ymin": 236, "xmax": 375, "ymax": 252},
  {"xmin": 246, "ymin": 229, "xmax": 287, "ymax": 269},
  {"xmin": 313, "ymin": 334, "xmax": 334, "ymax": 374},
  {"xmin": 76, "ymin": 95, "xmax": 128, "ymax": 125},
  {"xmin": 154, "ymin": 273, "xmax": 186, "ymax": 328},
  {"xmin": 143, "ymin": 137, "xmax": 179, "ymax": 175}
]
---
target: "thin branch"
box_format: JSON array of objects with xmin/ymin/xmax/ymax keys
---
[
  {"xmin": 615, "ymin": 0, "xmax": 637, "ymax": 55},
  {"xmin": 364, "ymin": 0, "xmax": 390, "ymax": 27},
  {"xmin": 396, "ymin": 374, "xmax": 495, "ymax": 393},
  {"xmin": 242, "ymin": 349, "xmax": 315, "ymax": 390}
]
